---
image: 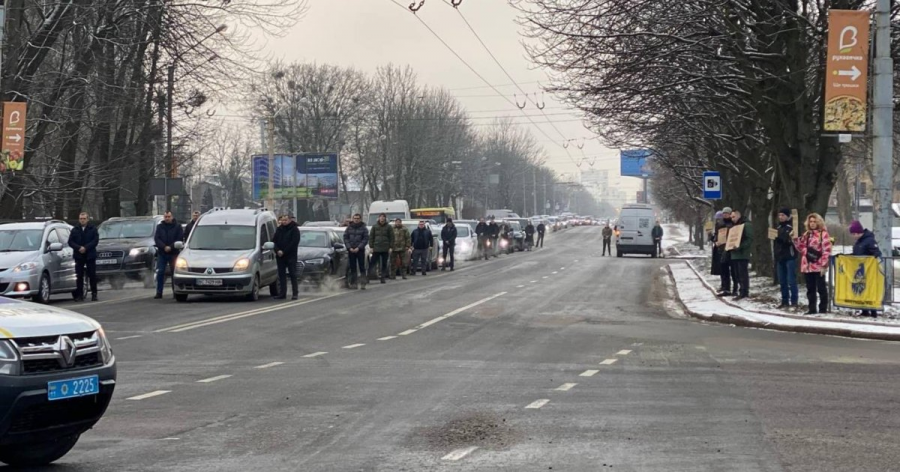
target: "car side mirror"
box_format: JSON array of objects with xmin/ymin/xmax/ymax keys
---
[
  {"xmin": 174, "ymin": 241, "xmax": 185, "ymax": 250},
  {"xmin": 263, "ymin": 242, "xmax": 275, "ymax": 251},
  {"xmin": 333, "ymin": 243, "xmax": 345, "ymax": 250},
  {"xmin": 48, "ymin": 242, "xmax": 63, "ymax": 252}
]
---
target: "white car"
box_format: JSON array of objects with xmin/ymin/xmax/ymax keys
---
[{"xmin": 0, "ymin": 298, "xmax": 116, "ymax": 466}]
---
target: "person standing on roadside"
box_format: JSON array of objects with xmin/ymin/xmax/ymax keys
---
[
  {"xmin": 153, "ymin": 211, "xmax": 183, "ymax": 299},
  {"xmin": 272, "ymin": 214, "xmax": 300, "ymax": 300},
  {"xmin": 410, "ymin": 221, "xmax": 434, "ymax": 275},
  {"xmin": 652, "ymin": 220, "xmax": 664, "ymax": 257},
  {"xmin": 602, "ymin": 223, "xmax": 613, "ymax": 256},
  {"xmin": 727, "ymin": 210, "xmax": 752, "ymax": 300},
  {"xmin": 488, "ymin": 217, "xmax": 500, "ymax": 258},
  {"xmin": 390, "ymin": 218, "xmax": 411, "ymax": 280},
  {"xmin": 69, "ymin": 212, "xmax": 99, "ymax": 301},
  {"xmin": 773, "ymin": 208, "xmax": 798, "ymax": 308},
  {"xmin": 475, "ymin": 218, "xmax": 489, "ymax": 260},
  {"xmin": 850, "ymin": 220, "xmax": 882, "ymax": 318},
  {"xmin": 795, "ymin": 213, "xmax": 832, "ymax": 314},
  {"xmin": 368, "ymin": 213, "xmax": 394, "ymax": 284},
  {"xmin": 343, "ymin": 214, "xmax": 369, "ymax": 290},
  {"xmin": 441, "ymin": 218, "xmax": 458, "ymax": 270},
  {"xmin": 524, "ymin": 221, "xmax": 536, "ymax": 251},
  {"xmin": 536, "ymin": 221, "xmax": 546, "ymax": 248},
  {"xmin": 716, "ymin": 207, "xmax": 739, "ymax": 297},
  {"xmin": 184, "ymin": 211, "xmax": 200, "ymax": 242}
]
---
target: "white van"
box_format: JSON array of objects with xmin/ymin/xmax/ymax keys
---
[
  {"xmin": 615, "ymin": 204, "xmax": 657, "ymax": 257},
  {"xmin": 367, "ymin": 200, "xmax": 410, "ymax": 226},
  {"xmin": 486, "ymin": 209, "xmax": 519, "ymax": 219}
]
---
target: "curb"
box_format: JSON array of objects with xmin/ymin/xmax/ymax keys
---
[{"xmin": 665, "ymin": 263, "xmax": 900, "ymax": 342}]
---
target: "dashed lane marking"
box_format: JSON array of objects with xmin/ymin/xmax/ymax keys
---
[
  {"xmin": 115, "ymin": 335, "xmax": 143, "ymax": 340},
  {"xmin": 552, "ymin": 271, "xmax": 558, "ymax": 274},
  {"xmin": 155, "ymin": 295, "xmax": 339, "ymax": 333},
  {"xmin": 542, "ymin": 276, "xmax": 548, "ymax": 279},
  {"xmin": 398, "ymin": 329, "xmax": 418, "ymax": 336},
  {"xmin": 255, "ymin": 362, "xmax": 284, "ymax": 369},
  {"xmin": 616, "ymin": 350, "xmax": 632, "ymax": 356},
  {"xmin": 343, "ymin": 343, "xmax": 365, "ymax": 349},
  {"xmin": 127, "ymin": 390, "xmax": 171, "ymax": 401},
  {"xmin": 696, "ymin": 346, "xmax": 707, "ymax": 351},
  {"xmin": 555, "ymin": 383, "xmax": 577, "ymax": 391},
  {"xmin": 525, "ymin": 399, "xmax": 550, "ymax": 409},
  {"xmin": 632, "ymin": 342, "xmax": 644, "ymax": 347},
  {"xmin": 378, "ymin": 336, "xmax": 398, "ymax": 341},
  {"xmin": 516, "ymin": 285, "xmax": 525, "ymax": 288},
  {"xmin": 79, "ymin": 293, "xmax": 149, "ymax": 307},
  {"xmin": 442, "ymin": 446, "xmax": 479, "ymax": 461},
  {"xmin": 579, "ymin": 370, "xmax": 599, "ymax": 377},
  {"xmin": 303, "ymin": 352, "xmax": 328, "ymax": 358},
  {"xmin": 530, "ymin": 280, "xmax": 537, "ymax": 283},
  {"xmin": 396, "ymin": 292, "xmax": 507, "ymax": 335},
  {"xmin": 197, "ymin": 375, "xmax": 232, "ymax": 383},
  {"xmin": 600, "ymin": 358, "xmax": 618, "ymax": 365}
]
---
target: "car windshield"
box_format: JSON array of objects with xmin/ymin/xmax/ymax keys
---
[
  {"xmin": 99, "ymin": 220, "xmax": 156, "ymax": 239},
  {"xmin": 302, "ymin": 221, "xmax": 335, "ymax": 227},
  {"xmin": 0, "ymin": 230, "xmax": 42, "ymax": 252},
  {"xmin": 456, "ymin": 226, "xmax": 470, "ymax": 237},
  {"xmin": 299, "ymin": 231, "xmax": 330, "ymax": 248},
  {"xmin": 368, "ymin": 212, "xmax": 407, "ymax": 226},
  {"xmin": 189, "ymin": 225, "xmax": 256, "ymax": 250},
  {"xmin": 507, "ymin": 222, "xmax": 522, "ymax": 231}
]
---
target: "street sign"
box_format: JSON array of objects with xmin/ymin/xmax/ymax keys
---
[
  {"xmin": 823, "ymin": 10, "xmax": 870, "ymax": 133},
  {"xmin": 1, "ymin": 102, "xmax": 27, "ymax": 172},
  {"xmin": 703, "ymin": 171, "xmax": 722, "ymax": 199},
  {"xmin": 620, "ymin": 149, "xmax": 653, "ymax": 177}
]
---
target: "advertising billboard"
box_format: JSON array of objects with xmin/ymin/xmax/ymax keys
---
[
  {"xmin": 252, "ymin": 153, "xmax": 339, "ymax": 200},
  {"xmin": 823, "ymin": 10, "xmax": 870, "ymax": 133},
  {"xmin": 620, "ymin": 149, "xmax": 652, "ymax": 177}
]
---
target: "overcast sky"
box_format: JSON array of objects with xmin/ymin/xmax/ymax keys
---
[{"xmin": 254, "ymin": 0, "xmax": 639, "ymax": 194}]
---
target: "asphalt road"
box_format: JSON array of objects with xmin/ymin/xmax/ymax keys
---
[{"xmin": 14, "ymin": 227, "xmax": 900, "ymax": 472}]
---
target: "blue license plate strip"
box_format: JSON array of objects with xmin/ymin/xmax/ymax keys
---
[{"xmin": 48, "ymin": 375, "xmax": 100, "ymax": 401}]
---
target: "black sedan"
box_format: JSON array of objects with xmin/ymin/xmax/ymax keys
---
[{"xmin": 296, "ymin": 229, "xmax": 348, "ymax": 286}]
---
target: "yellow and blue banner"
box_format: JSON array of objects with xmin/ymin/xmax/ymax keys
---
[{"xmin": 833, "ymin": 255, "xmax": 885, "ymax": 310}]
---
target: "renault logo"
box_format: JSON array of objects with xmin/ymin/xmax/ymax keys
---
[
  {"xmin": 205, "ymin": 267, "xmax": 215, "ymax": 275},
  {"xmin": 55, "ymin": 336, "xmax": 77, "ymax": 368}
]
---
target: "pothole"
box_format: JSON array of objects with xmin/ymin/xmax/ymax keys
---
[{"xmin": 408, "ymin": 411, "xmax": 520, "ymax": 451}]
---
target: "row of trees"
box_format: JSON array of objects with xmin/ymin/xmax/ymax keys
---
[{"xmin": 517, "ymin": 0, "xmax": 900, "ymax": 276}]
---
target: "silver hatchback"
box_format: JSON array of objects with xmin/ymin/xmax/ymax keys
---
[{"xmin": 0, "ymin": 221, "xmax": 77, "ymax": 303}]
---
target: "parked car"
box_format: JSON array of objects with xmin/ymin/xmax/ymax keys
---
[
  {"xmin": 503, "ymin": 220, "xmax": 527, "ymax": 251},
  {"xmin": 0, "ymin": 298, "xmax": 116, "ymax": 467},
  {"xmin": 453, "ymin": 224, "xmax": 479, "ymax": 261},
  {"xmin": 616, "ymin": 204, "xmax": 658, "ymax": 257},
  {"xmin": 301, "ymin": 221, "xmax": 340, "ymax": 227},
  {"xmin": 95, "ymin": 216, "xmax": 162, "ymax": 289},
  {"xmin": 296, "ymin": 228, "xmax": 348, "ymax": 286},
  {"xmin": 0, "ymin": 220, "xmax": 78, "ymax": 304}
]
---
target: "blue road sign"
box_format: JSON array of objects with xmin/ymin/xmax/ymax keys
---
[
  {"xmin": 620, "ymin": 149, "xmax": 653, "ymax": 177},
  {"xmin": 703, "ymin": 171, "xmax": 722, "ymax": 200}
]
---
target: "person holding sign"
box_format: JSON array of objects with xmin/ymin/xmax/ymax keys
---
[
  {"xmin": 773, "ymin": 208, "xmax": 798, "ymax": 308},
  {"xmin": 727, "ymin": 210, "xmax": 752, "ymax": 300},
  {"xmin": 850, "ymin": 221, "xmax": 882, "ymax": 318},
  {"xmin": 716, "ymin": 207, "xmax": 739, "ymax": 297},
  {"xmin": 794, "ymin": 213, "xmax": 832, "ymax": 314}
]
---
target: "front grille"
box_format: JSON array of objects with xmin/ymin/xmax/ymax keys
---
[
  {"xmin": 0, "ymin": 283, "xmax": 8, "ymax": 292},
  {"xmin": 23, "ymin": 352, "xmax": 102, "ymax": 375},
  {"xmin": 187, "ymin": 267, "xmax": 234, "ymax": 274},
  {"xmin": 96, "ymin": 251, "xmax": 124, "ymax": 258},
  {"xmin": 8, "ymin": 395, "xmax": 108, "ymax": 433},
  {"xmin": 178, "ymin": 284, "xmax": 242, "ymax": 292}
]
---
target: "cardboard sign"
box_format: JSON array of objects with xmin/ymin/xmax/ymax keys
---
[
  {"xmin": 823, "ymin": 10, "xmax": 870, "ymax": 132},
  {"xmin": 716, "ymin": 228, "xmax": 728, "ymax": 246},
  {"xmin": 768, "ymin": 228, "xmax": 779, "ymax": 240},
  {"xmin": 725, "ymin": 224, "xmax": 744, "ymax": 251}
]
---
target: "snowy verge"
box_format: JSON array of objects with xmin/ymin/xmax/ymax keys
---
[{"xmin": 668, "ymin": 261, "xmax": 900, "ymax": 341}]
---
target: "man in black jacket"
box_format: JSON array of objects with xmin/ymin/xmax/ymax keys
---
[
  {"xmin": 524, "ymin": 221, "xmax": 536, "ymax": 251},
  {"xmin": 154, "ymin": 211, "xmax": 184, "ymax": 299},
  {"xmin": 410, "ymin": 221, "xmax": 434, "ymax": 275},
  {"xmin": 441, "ymin": 219, "xmax": 458, "ymax": 271},
  {"xmin": 184, "ymin": 211, "xmax": 200, "ymax": 242},
  {"xmin": 487, "ymin": 217, "xmax": 500, "ymax": 258},
  {"xmin": 273, "ymin": 215, "xmax": 301, "ymax": 300},
  {"xmin": 343, "ymin": 214, "xmax": 369, "ymax": 289},
  {"xmin": 536, "ymin": 222, "xmax": 546, "ymax": 248},
  {"xmin": 68, "ymin": 212, "xmax": 99, "ymax": 301},
  {"xmin": 651, "ymin": 220, "xmax": 664, "ymax": 257},
  {"xmin": 475, "ymin": 218, "xmax": 489, "ymax": 260},
  {"xmin": 774, "ymin": 208, "xmax": 798, "ymax": 308}
]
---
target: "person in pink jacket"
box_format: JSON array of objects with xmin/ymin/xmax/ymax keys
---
[{"xmin": 794, "ymin": 213, "xmax": 832, "ymax": 314}]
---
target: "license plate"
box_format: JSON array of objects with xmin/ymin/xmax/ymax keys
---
[
  {"xmin": 96, "ymin": 259, "xmax": 117, "ymax": 265},
  {"xmin": 196, "ymin": 278, "xmax": 223, "ymax": 286},
  {"xmin": 48, "ymin": 375, "xmax": 99, "ymax": 401}
]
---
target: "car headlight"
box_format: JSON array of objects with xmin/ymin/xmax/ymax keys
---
[
  {"xmin": 0, "ymin": 340, "xmax": 20, "ymax": 376},
  {"xmin": 175, "ymin": 257, "xmax": 188, "ymax": 270},
  {"xmin": 233, "ymin": 258, "xmax": 251, "ymax": 272},
  {"xmin": 12, "ymin": 262, "xmax": 38, "ymax": 273},
  {"xmin": 129, "ymin": 247, "xmax": 150, "ymax": 257},
  {"xmin": 97, "ymin": 328, "xmax": 114, "ymax": 365},
  {"xmin": 304, "ymin": 258, "xmax": 326, "ymax": 265}
]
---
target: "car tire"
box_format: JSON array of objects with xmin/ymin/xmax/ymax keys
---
[
  {"xmin": 246, "ymin": 275, "xmax": 260, "ymax": 301},
  {"xmin": 0, "ymin": 434, "xmax": 80, "ymax": 467},
  {"xmin": 175, "ymin": 293, "xmax": 189, "ymax": 303},
  {"xmin": 34, "ymin": 272, "xmax": 51, "ymax": 304},
  {"xmin": 617, "ymin": 251, "xmax": 623, "ymax": 258}
]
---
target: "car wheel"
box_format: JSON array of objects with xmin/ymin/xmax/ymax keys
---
[
  {"xmin": 246, "ymin": 275, "xmax": 260, "ymax": 301},
  {"xmin": 175, "ymin": 293, "xmax": 189, "ymax": 302},
  {"xmin": 34, "ymin": 272, "xmax": 51, "ymax": 304},
  {"xmin": 0, "ymin": 434, "xmax": 80, "ymax": 467},
  {"xmin": 617, "ymin": 251, "xmax": 623, "ymax": 258}
]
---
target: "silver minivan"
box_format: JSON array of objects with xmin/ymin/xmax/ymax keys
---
[
  {"xmin": 172, "ymin": 209, "xmax": 280, "ymax": 302},
  {"xmin": 0, "ymin": 221, "xmax": 77, "ymax": 303}
]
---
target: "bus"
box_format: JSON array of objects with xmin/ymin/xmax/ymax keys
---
[{"xmin": 410, "ymin": 207, "xmax": 456, "ymax": 225}]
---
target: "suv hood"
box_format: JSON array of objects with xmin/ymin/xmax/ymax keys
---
[
  {"xmin": 0, "ymin": 298, "xmax": 100, "ymax": 339},
  {"xmin": 298, "ymin": 247, "xmax": 330, "ymax": 261},
  {"xmin": 182, "ymin": 249, "xmax": 253, "ymax": 268},
  {"xmin": 0, "ymin": 251, "xmax": 39, "ymax": 270},
  {"xmin": 97, "ymin": 238, "xmax": 153, "ymax": 250}
]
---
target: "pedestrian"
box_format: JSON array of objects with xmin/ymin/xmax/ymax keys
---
[
  {"xmin": 716, "ymin": 207, "xmax": 739, "ymax": 297},
  {"xmin": 652, "ymin": 219, "xmax": 664, "ymax": 256},
  {"xmin": 272, "ymin": 214, "xmax": 300, "ymax": 300},
  {"xmin": 850, "ymin": 220, "xmax": 882, "ymax": 318},
  {"xmin": 475, "ymin": 218, "xmax": 489, "ymax": 260},
  {"xmin": 488, "ymin": 217, "xmax": 500, "ymax": 258},
  {"xmin": 773, "ymin": 208, "xmax": 798, "ymax": 308},
  {"xmin": 441, "ymin": 218, "xmax": 457, "ymax": 270},
  {"xmin": 524, "ymin": 221, "xmax": 536, "ymax": 251},
  {"xmin": 710, "ymin": 212, "xmax": 723, "ymax": 277},
  {"xmin": 410, "ymin": 221, "xmax": 433, "ymax": 275},
  {"xmin": 153, "ymin": 211, "xmax": 183, "ymax": 299},
  {"xmin": 68, "ymin": 212, "xmax": 99, "ymax": 301},
  {"xmin": 602, "ymin": 223, "xmax": 613, "ymax": 256},
  {"xmin": 343, "ymin": 214, "xmax": 369, "ymax": 290},
  {"xmin": 184, "ymin": 211, "xmax": 200, "ymax": 242},
  {"xmin": 390, "ymin": 218, "xmax": 411, "ymax": 279},
  {"xmin": 536, "ymin": 221, "xmax": 546, "ymax": 248},
  {"xmin": 794, "ymin": 213, "xmax": 831, "ymax": 314},
  {"xmin": 368, "ymin": 213, "xmax": 394, "ymax": 284},
  {"xmin": 727, "ymin": 209, "xmax": 752, "ymax": 300}
]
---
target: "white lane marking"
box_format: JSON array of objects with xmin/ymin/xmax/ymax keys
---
[
  {"xmin": 115, "ymin": 335, "xmax": 143, "ymax": 340},
  {"xmin": 127, "ymin": 390, "xmax": 171, "ymax": 401},
  {"xmin": 82, "ymin": 293, "xmax": 149, "ymax": 306},
  {"xmin": 695, "ymin": 346, "xmax": 707, "ymax": 351},
  {"xmin": 343, "ymin": 343, "xmax": 365, "ymax": 349},
  {"xmin": 530, "ymin": 280, "xmax": 537, "ymax": 283},
  {"xmin": 632, "ymin": 342, "xmax": 644, "ymax": 347},
  {"xmin": 516, "ymin": 285, "xmax": 525, "ymax": 288},
  {"xmin": 616, "ymin": 350, "xmax": 632, "ymax": 356},
  {"xmin": 378, "ymin": 336, "xmax": 398, "ymax": 341},
  {"xmin": 542, "ymin": 276, "xmax": 548, "ymax": 279},
  {"xmin": 600, "ymin": 358, "xmax": 618, "ymax": 365},
  {"xmin": 552, "ymin": 271, "xmax": 558, "ymax": 274},
  {"xmin": 398, "ymin": 329, "xmax": 418, "ymax": 336},
  {"xmin": 399, "ymin": 292, "xmax": 507, "ymax": 333},
  {"xmin": 579, "ymin": 370, "xmax": 599, "ymax": 377},
  {"xmin": 197, "ymin": 375, "xmax": 232, "ymax": 383},
  {"xmin": 303, "ymin": 351, "xmax": 328, "ymax": 358},
  {"xmin": 575, "ymin": 259, "xmax": 579, "ymax": 262},
  {"xmin": 255, "ymin": 362, "xmax": 284, "ymax": 369},
  {"xmin": 160, "ymin": 437, "xmax": 180, "ymax": 441},
  {"xmin": 155, "ymin": 295, "xmax": 338, "ymax": 333},
  {"xmin": 555, "ymin": 383, "xmax": 577, "ymax": 391},
  {"xmin": 442, "ymin": 446, "xmax": 479, "ymax": 461},
  {"xmin": 560, "ymin": 267, "xmax": 565, "ymax": 270},
  {"xmin": 525, "ymin": 399, "xmax": 550, "ymax": 409}
]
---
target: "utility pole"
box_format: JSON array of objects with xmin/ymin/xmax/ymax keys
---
[
  {"xmin": 532, "ymin": 167, "xmax": 537, "ymax": 217},
  {"xmin": 0, "ymin": 0, "xmax": 5, "ymax": 99},
  {"xmin": 166, "ymin": 64, "xmax": 174, "ymax": 212},
  {"xmin": 266, "ymin": 116, "xmax": 276, "ymax": 211},
  {"xmin": 873, "ymin": 0, "xmax": 894, "ymax": 288}
]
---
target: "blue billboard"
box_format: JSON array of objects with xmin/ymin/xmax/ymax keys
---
[
  {"xmin": 252, "ymin": 153, "xmax": 339, "ymax": 200},
  {"xmin": 620, "ymin": 149, "xmax": 653, "ymax": 177}
]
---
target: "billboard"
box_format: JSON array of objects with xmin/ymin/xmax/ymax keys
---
[
  {"xmin": 252, "ymin": 153, "xmax": 339, "ymax": 200},
  {"xmin": 2, "ymin": 102, "xmax": 27, "ymax": 172},
  {"xmin": 823, "ymin": 10, "xmax": 870, "ymax": 133},
  {"xmin": 620, "ymin": 149, "xmax": 652, "ymax": 177}
]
